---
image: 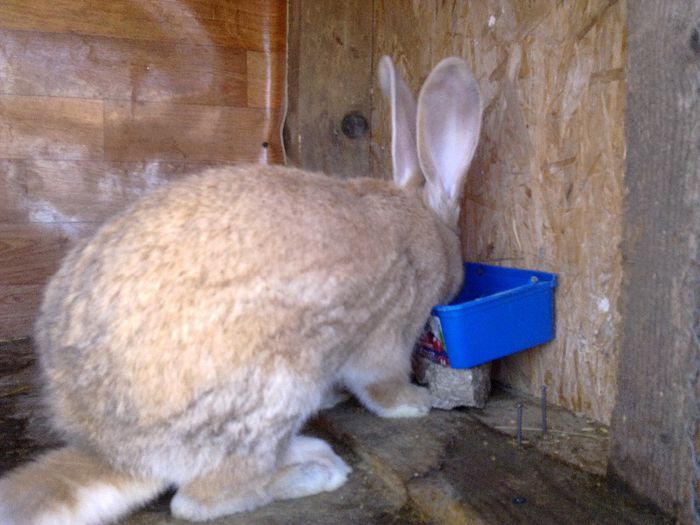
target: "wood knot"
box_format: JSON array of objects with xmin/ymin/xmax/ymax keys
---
[{"xmin": 341, "ymin": 111, "xmax": 368, "ymax": 139}]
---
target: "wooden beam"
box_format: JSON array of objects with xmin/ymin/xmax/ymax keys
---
[
  {"xmin": 0, "ymin": 0, "xmax": 286, "ymax": 52},
  {"xmin": 608, "ymin": 2, "xmax": 700, "ymax": 522},
  {"xmin": 104, "ymin": 101, "xmax": 276, "ymax": 162},
  {"xmin": 285, "ymin": 0, "xmax": 373, "ymax": 178}
]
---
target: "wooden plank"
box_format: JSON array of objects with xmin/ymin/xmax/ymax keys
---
[
  {"xmin": 0, "ymin": 28, "xmax": 248, "ymax": 106},
  {"xmin": 247, "ymin": 51, "xmax": 285, "ymax": 109},
  {"xmin": 7, "ymin": 160, "xmax": 227, "ymax": 224},
  {"xmin": 285, "ymin": 0, "xmax": 373, "ymax": 178},
  {"xmin": 608, "ymin": 1, "xmax": 700, "ymax": 522},
  {"xmin": 247, "ymin": 50, "xmax": 285, "ymax": 163},
  {"xmin": 188, "ymin": 0, "xmax": 287, "ymax": 52},
  {"xmin": 0, "ymin": 284, "xmax": 42, "ymax": 340},
  {"xmin": 0, "ymin": 0, "xmax": 287, "ymax": 340},
  {"xmin": 0, "ymin": 95, "xmax": 104, "ymax": 160},
  {"xmin": 285, "ymin": 0, "xmax": 303, "ymax": 167},
  {"xmin": 0, "ymin": 0, "xmax": 286, "ymax": 52},
  {"xmin": 0, "ymin": 223, "xmax": 94, "ymax": 286},
  {"xmin": 370, "ymin": 0, "xmax": 435, "ymax": 182},
  {"xmin": 0, "ymin": 160, "xmax": 28, "ymax": 223},
  {"xmin": 104, "ymin": 101, "xmax": 280, "ymax": 163}
]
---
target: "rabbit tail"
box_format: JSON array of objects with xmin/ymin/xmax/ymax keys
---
[{"xmin": 0, "ymin": 446, "xmax": 166, "ymax": 525}]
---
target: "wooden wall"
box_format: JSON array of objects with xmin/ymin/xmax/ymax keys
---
[
  {"xmin": 374, "ymin": 0, "xmax": 627, "ymax": 426},
  {"xmin": 0, "ymin": 0, "xmax": 286, "ymax": 340},
  {"xmin": 609, "ymin": 2, "xmax": 700, "ymax": 522},
  {"xmin": 289, "ymin": 0, "xmax": 626, "ymax": 422},
  {"xmin": 288, "ymin": 0, "xmax": 626, "ymax": 425}
]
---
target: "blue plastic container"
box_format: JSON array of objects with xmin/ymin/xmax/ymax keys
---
[{"xmin": 423, "ymin": 263, "xmax": 557, "ymax": 369}]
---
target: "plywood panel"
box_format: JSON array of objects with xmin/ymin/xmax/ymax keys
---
[
  {"xmin": 104, "ymin": 101, "xmax": 274, "ymax": 162},
  {"xmin": 0, "ymin": 0, "xmax": 286, "ymax": 51},
  {"xmin": 371, "ymin": 0, "xmax": 626, "ymax": 424},
  {"xmin": 0, "ymin": 95, "xmax": 104, "ymax": 160},
  {"xmin": 0, "ymin": 29, "xmax": 248, "ymax": 106}
]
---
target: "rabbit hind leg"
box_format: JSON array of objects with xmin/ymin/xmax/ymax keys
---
[
  {"xmin": 169, "ymin": 436, "xmax": 350, "ymax": 521},
  {"xmin": 267, "ymin": 434, "xmax": 351, "ymax": 500},
  {"xmin": 169, "ymin": 450, "xmax": 276, "ymax": 522}
]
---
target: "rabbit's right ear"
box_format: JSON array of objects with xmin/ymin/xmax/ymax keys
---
[
  {"xmin": 378, "ymin": 56, "xmax": 421, "ymax": 189},
  {"xmin": 416, "ymin": 57, "xmax": 482, "ymax": 228}
]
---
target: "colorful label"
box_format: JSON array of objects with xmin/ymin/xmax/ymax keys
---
[{"xmin": 414, "ymin": 315, "xmax": 450, "ymax": 366}]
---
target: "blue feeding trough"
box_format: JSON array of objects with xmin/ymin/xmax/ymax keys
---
[{"xmin": 416, "ymin": 263, "xmax": 557, "ymax": 369}]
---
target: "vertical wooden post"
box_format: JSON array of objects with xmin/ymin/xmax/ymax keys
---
[
  {"xmin": 609, "ymin": 2, "xmax": 700, "ymax": 522},
  {"xmin": 285, "ymin": 0, "xmax": 374, "ymax": 178}
]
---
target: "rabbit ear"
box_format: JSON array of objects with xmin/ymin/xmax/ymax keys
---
[
  {"xmin": 416, "ymin": 57, "xmax": 482, "ymax": 227},
  {"xmin": 378, "ymin": 56, "xmax": 421, "ymax": 189}
]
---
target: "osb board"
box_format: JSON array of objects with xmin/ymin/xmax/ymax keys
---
[
  {"xmin": 372, "ymin": 0, "xmax": 626, "ymax": 424},
  {"xmin": 0, "ymin": 0, "xmax": 286, "ymax": 340}
]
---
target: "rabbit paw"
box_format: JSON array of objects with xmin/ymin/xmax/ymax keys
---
[
  {"xmin": 354, "ymin": 379, "xmax": 432, "ymax": 418},
  {"xmin": 269, "ymin": 435, "xmax": 351, "ymax": 500}
]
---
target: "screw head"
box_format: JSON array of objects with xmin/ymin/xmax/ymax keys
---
[{"xmin": 341, "ymin": 111, "xmax": 369, "ymax": 139}]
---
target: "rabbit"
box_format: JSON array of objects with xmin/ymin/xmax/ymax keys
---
[{"xmin": 0, "ymin": 55, "xmax": 482, "ymax": 524}]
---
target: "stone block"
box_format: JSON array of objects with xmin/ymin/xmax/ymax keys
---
[{"xmin": 414, "ymin": 356, "xmax": 490, "ymax": 409}]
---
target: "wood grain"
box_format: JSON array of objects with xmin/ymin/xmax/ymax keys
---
[
  {"xmin": 608, "ymin": 1, "xmax": 700, "ymax": 522},
  {"xmin": 0, "ymin": 285, "xmax": 42, "ymax": 340},
  {"xmin": 0, "ymin": 28, "xmax": 248, "ymax": 106},
  {"xmin": 370, "ymin": 0, "xmax": 434, "ymax": 181},
  {"xmin": 371, "ymin": 0, "xmax": 627, "ymax": 425},
  {"xmin": 290, "ymin": 0, "xmax": 629, "ymax": 426},
  {"xmin": 0, "ymin": 223, "xmax": 94, "ymax": 286},
  {"xmin": 104, "ymin": 101, "xmax": 275, "ymax": 162},
  {"xmin": 0, "ymin": 0, "xmax": 286, "ymax": 339},
  {"xmin": 0, "ymin": 161, "xmax": 28, "ymax": 223},
  {"xmin": 0, "ymin": 95, "xmax": 104, "ymax": 160},
  {"xmin": 0, "ymin": 0, "xmax": 286, "ymax": 52},
  {"xmin": 19, "ymin": 160, "xmax": 228, "ymax": 223},
  {"xmin": 286, "ymin": 0, "xmax": 373, "ymax": 178},
  {"xmin": 247, "ymin": 51, "xmax": 285, "ymax": 109}
]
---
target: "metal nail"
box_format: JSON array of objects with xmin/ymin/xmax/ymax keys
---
[
  {"xmin": 516, "ymin": 402, "xmax": 524, "ymax": 447},
  {"xmin": 541, "ymin": 385, "xmax": 548, "ymax": 434}
]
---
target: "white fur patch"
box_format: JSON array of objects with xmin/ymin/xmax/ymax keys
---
[
  {"xmin": 271, "ymin": 462, "xmax": 343, "ymax": 500},
  {"xmin": 35, "ymin": 480, "xmax": 161, "ymax": 525},
  {"xmin": 270, "ymin": 435, "xmax": 352, "ymax": 500},
  {"xmin": 378, "ymin": 403, "xmax": 430, "ymax": 418}
]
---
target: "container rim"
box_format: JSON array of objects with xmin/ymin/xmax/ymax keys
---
[{"xmin": 433, "ymin": 263, "xmax": 558, "ymax": 314}]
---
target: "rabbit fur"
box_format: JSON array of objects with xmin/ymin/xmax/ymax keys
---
[{"xmin": 0, "ymin": 56, "xmax": 482, "ymax": 524}]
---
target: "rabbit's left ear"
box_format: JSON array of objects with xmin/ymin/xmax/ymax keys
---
[{"xmin": 378, "ymin": 56, "xmax": 421, "ymax": 189}]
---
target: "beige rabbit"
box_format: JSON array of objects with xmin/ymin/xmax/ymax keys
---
[{"xmin": 0, "ymin": 56, "xmax": 482, "ymax": 524}]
